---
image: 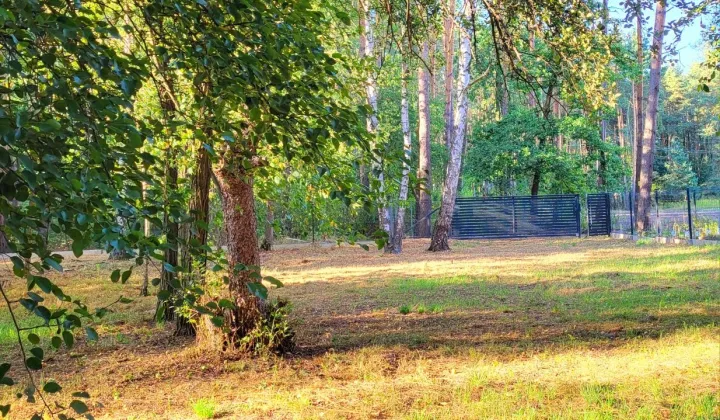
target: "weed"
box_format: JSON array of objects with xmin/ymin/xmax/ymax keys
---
[
  {"xmin": 399, "ymin": 305, "xmax": 411, "ymax": 315},
  {"xmin": 191, "ymin": 398, "xmax": 216, "ymax": 419}
]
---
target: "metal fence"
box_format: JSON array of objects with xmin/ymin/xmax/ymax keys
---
[{"xmin": 609, "ymin": 188, "xmax": 720, "ymax": 241}]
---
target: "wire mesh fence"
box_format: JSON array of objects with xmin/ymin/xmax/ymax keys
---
[{"xmin": 609, "ymin": 187, "xmax": 720, "ymax": 242}]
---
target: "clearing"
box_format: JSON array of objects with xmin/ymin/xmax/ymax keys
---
[{"xmin": 1, "ymin": 238, "xmax": 718, "ymax": 419}]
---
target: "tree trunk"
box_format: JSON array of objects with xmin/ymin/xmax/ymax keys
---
[
  {"xmin": 358, "ymin": 1, "xmax": 370, "ymax": 190},
  {"xmin": 158, "ymin": 149, "xmax": 178, "ymax": 322},
  {"xmin": 391, "ymin": 61, "xmax": 412, "ymax": 254},
  {"xmin": 261, "ymin": 201, "xmax": 274, "ymax": 251},
  {"xmin": 361, "ymin": 0, "xmax": 392, "ymax": 248},
  {"xmin": 429, "ymin": 0, "xmax": 471, "ymax": 252},
  {"xmin": 415, "ymin": 41, "xmax": 432, "ymax": 238},
  {"xmin": 443, "ymin": 0, "xmax": 455, "ymax": 149},
  {"xmin": 198, "ymin": 164, "xmax": 263, "ymax": 351},
  {"xmin": 636, "ymin": 0, "xmax": 666, "ymax": 233},
  {"xmin": 0, "ymin": 214, "xmax": 9, "ymax": 253},
  {"xmin": 633, "ymin": 7, "xmax": 644, "ymax": 196},
  {"xmin": 141, "ymin": 181, "xmax": 150, "ymax": 297}
]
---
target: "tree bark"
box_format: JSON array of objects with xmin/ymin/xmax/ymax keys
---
[
  {"xmin": 636, "ymin": 0, "xmax": 666, "ymax": 233},
  {"xmin": 198, "ymin": 163, "xmax": 263, "ymax": 351},
  {"xmin": 391, "ymin": 61, "xmax": 412, "ymax": 254},
  {"xmin": 415, "ymin": 41, "xmax": 432, "ymax": 238},
  {"xmin": 0, "ymin": 214, "xmax": 9, "ymax": 253},
  {"xmin": 141, "ymin": 181, "xmax": 150, "ymax": 297},
  {"xmin": 443, "ymin": 0, "xmax": 456, "ymax": 149},
  {"xmin": 158, "ymin": 149, "xmax": 178, "ymax": 322},
  {"xmin": 633, "ymin": 6, "xmax": 644, "ymax": 196},
  {"xmin": 361, "ymin": 0, "xmax": 392, "ymax": 248},
  {"xmin": 429, "ymin": 0, "xmax": 471, "ymax": 252}
]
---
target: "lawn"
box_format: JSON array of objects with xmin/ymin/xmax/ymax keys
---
[{"xmin": 1, "ymin": 238, "xmax": 718, "ymax": 419}]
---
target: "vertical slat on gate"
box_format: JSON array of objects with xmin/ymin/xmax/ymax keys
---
[{"xmin": 575, "ymin": 195, "xmax": 581, "ymax": 237}]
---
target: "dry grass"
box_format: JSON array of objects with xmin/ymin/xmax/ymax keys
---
[{"xmin": 0, "ymin": 238, "xmax": 718, "ymax": 419}]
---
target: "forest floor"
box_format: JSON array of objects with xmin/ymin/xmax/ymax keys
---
[{"xmin": 0, "ymin": 238, "xmax": 718, "ymax": 419}]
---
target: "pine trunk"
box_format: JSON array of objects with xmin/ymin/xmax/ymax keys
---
[
  {"xmin": 633, "ymin": 9, "xmax": 644, "ymax": 196},
  {"xmin": 416, "ymin": 41, "xmax": 432, "ymax": 238},
  {"xmin": 429, "ymin": 0, "xmax": 471, "ymax": 252},
  {"xmin": 636, "ymin": 0, "xmax": 666, "ymax": 233}
]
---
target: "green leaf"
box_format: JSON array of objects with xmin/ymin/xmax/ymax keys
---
[
  {"xmin": 0, "ymin": 364, "xmax": 9, "ymax": 379},
  {"xmin": 62, "ymin": 330, "xmax": 74, "ymax": 349},
  {"xmin": 70, "ymin": 400, "xmax": 88, "ymax": 414},
  {"xmin": 72, "ymin": 240, "xmax": 84, "ymax": 258},
  {"xmin": 121, "ymin": 269, "xmax": 132, "ymax": 283},
  {"xmin": 0, "ymin": 404, "xmax": 9, "ymax": 417},
  {"xmin": 246, "ymin": 282, "xmax": 268, "ymax": 300},
  {"xmin": 25, "ymin": 357, "xmax": 42, "ymax": 370},
  {"xmin": 38, "ymin": 119, "xmax": 61, "ymax": 132},
  {"xmin": 43, "ymin": 257, "xmax": 63, "ymax": 273},
  {"xmin": 263, "ymin": 276, "xmax": 283, "ymax": 288},
  {"xmin": 51, "ymin": 336, "xmax": 62, "ymax": 349},
  {"xmin": 210, "ymin": 316, "xmax": 224, "ymax": 327},
  {"xmin": 43, "ymin": 381, "xmax": 62, "ymax": 393},
  {"xmin": 27, "ymin": 333, "xmax": 40, "ymax": 345},
  {"xmin": 85, "ymin": 327, "xmax": 98, "ymax": 341},
  {"xmin": 218, "ymin": 299, "xmax": 235, "ymax": 309},
  {"xmin": 29, "ymin": 347, "xmax": 43, "ymax": 360},
  {"xmin": 110, "ymin": 269, "xmax": 120, "ymax": 283},
  {"xmin": 34, "ymin": 276, "xmax": 52, "ymax": 293}
]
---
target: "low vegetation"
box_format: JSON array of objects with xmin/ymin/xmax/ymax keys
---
[{"xmin": 1, "ymin": 238, "xmax": 717, "ymax": 418}]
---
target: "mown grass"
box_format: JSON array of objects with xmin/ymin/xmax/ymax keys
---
[{"xmin": 0, "ymin": 238, "xmax": 718, "ymax": 419}]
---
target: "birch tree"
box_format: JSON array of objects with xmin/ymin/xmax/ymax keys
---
[
  {"xmin": 429, "ymin": 0, "xmax": 472, "ymax": 252},
  {"xmin": 416, "ymin": 41, "xmax": 433, "ymax": 238}
]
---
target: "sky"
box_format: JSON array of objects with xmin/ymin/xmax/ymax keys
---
[{"xmin": 608, "ymin": 0, "xmax": 707, "ymax": 73}]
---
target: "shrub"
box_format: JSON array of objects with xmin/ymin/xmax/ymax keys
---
[{"xmin": 399, "ymin": 305, "xmax": 411, "ymax": 315}]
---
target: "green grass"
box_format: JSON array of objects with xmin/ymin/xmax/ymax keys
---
[
  {"xmin": 1, "ymin": 239, "xmax": 718, "ymax": 419},
  {"xmin": 191, "ymin": 398, "xmax": 216, "ymax": 419}
]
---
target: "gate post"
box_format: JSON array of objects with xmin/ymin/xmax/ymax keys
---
[
  {"xmin": 605, "ymin": 193, "xmax": 612, "ymax": 236},
  {"xmin": 629, "ymin": 191, "xmax": 635, "ymax": 236}
]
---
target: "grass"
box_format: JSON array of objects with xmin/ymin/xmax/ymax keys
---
[
  {"xmin": 192, "ymin": 398, "xmax": 217, "ymax": 419},
  {"xmin": 0, "ymin": 238, "xmax": 718, "ymax": 419}
]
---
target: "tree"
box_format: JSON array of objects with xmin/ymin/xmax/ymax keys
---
[
  {"xmin": 429, "ymin": 0, "xmax": 472, "ymax": 252},
  {"xmin": 416, "ymin": 41, "xmax": 433, "ymax": 238},
  {"xmin": 655, "ymin": 140, "xmax": 698, "ymax": 190},
  {"xmin": 636, "ymin": 0, "xmax": 666, "ymax": 232}
]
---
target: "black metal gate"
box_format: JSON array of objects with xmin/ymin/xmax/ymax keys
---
[
  {"xmin": 587, "ymin": 193, "xmax": 611, "ymax": 236},
  {"xmin": 450, "ymin": 195, "xmax": 581, "ymax": 239}
]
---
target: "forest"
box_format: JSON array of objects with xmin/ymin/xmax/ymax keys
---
[{"xmin": 0, "ymin": 0, "xmax": 718, "ymax": 418}]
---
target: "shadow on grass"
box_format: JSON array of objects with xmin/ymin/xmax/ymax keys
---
[{"xmin": 281, "ymin": 263, "xmax": 719, "ymax": 357}]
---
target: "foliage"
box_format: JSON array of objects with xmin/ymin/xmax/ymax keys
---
[{"xmin": 654, "ymin": 140, "xmax": 698, "ymax": 191}]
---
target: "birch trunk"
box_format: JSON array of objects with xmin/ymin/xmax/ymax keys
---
[
  {"xmin": 443, "ymin": 0, "xmax": 456, "ymax": 149},
  {"xmin": 361, "ymin": 0, "xmax": 392, "ymax": 248},
  {"xmin": 416, "ymin": 41, "xmax": 432, "ymax": 238},
  {"xmin": 636, "ymin": 0, "xmax": 666, "ymax": 233},
  {"xmin": 391, "ymin": 61, "xmax": 412, "ymax": 254},
  {"xmin": 429, "ymin": 0, "xmax": 472, "ymax": 252}
]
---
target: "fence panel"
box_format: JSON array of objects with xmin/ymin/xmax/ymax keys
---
[
  {"xmin": 587, "ymin": 193, "xmax": 611, "ymax": 236},
  {"xmin": 451, "ymin": 195, "xmax": 580, "ymax": 239},
  {"xmin": 690, "ymin": 188, "xmax": 720, "ymax": 241}
]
